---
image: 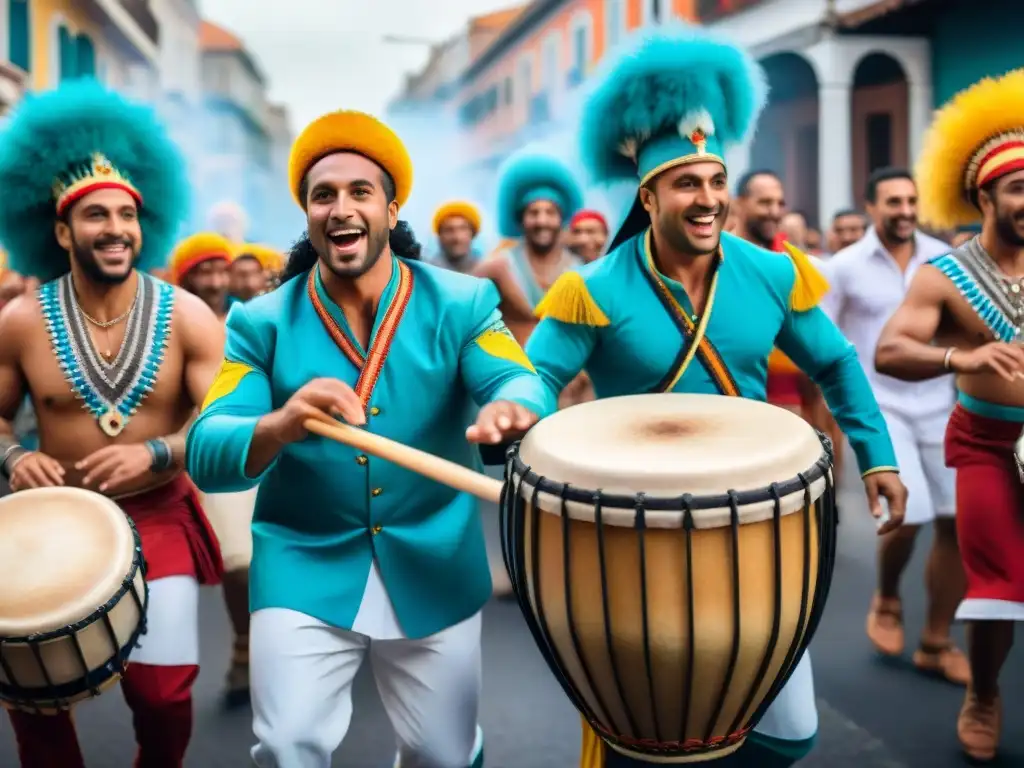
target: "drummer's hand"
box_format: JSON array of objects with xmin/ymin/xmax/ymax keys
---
[
  {"xmin": 863, "ymin": 471, "xmax": 907, "ymax": 535},
  {"xmin": 8, "ymin": 451, "xmax": 65, "ymax": 491},
  {"xmin": 270, "ymin": 377, "xmax": 366, "ymax": 444},
  {"xmin": 466, "ymin": 400, "xmax": 538, "ymax": 444},
  {"xmin": 77, "ymin": 444, "xmax": 153, "ymax": 494}
]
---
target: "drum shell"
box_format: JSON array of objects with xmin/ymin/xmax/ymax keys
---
[
  {"xmin": 0, "ymin": 519, "xmax": 148, "ymax": 713},
  {"xmin": 501, "ymin": 454, "xmax": 836, "ymax": 763}
]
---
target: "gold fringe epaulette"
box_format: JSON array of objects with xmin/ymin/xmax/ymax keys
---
[
  {"xmin": 535, "ymin": 271, "xmax": 610, "ymax": 326},
  {"xmin": 782, "ymin": 242, "xmax": 829, "ymax": 312}
]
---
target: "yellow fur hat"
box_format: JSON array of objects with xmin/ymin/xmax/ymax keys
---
[
  {"xmin": 432, "ymin": 200, "xmax": 482, "ymax": 235},
  {"xmin": 233, "ymin": 243, "xmax": 284, "ymax": 272},
  {"xmin": 169, "ymin": 232, "xmax": 232, "ymax": 284},
  {"xmin": 916, "ymin": 69, "xmax": 1024, "ymax": 229},
  {"xmin": 288, "ymin": 111, "xmax": 413, "ymax": 210}
]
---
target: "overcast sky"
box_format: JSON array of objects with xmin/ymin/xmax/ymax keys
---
[{"xmin": 199, "ymin": 0, "xmax": 518, "ymax": 133}]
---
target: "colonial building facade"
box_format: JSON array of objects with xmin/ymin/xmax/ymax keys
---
[
  {"xmin": 390, "ymin": 0, "xmax": 1024, "ymax": 232},
  {"xmin": 1, "ymin": 0, "xmax": 159, "ymax": 100},
  {"xmin": 196, "ymin": 21, "xmax": 295, "ymax": 246}
]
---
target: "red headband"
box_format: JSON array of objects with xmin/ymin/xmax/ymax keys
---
[{"xmin": 569, "ymin": 210, "xmax": 608, "ymax": 231}]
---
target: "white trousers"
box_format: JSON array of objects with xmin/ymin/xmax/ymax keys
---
[
  {"xmin": 200, "ymin": 487, "xmax": 257, "ymax": 572},
  {"xmin": 131, "ymin": 575, "xmax": 200, "ymax": 666},
  {"xmin": 752, "ymin": 653, "xmax": 818, "ymax": 742},
  {"xmin": 882, "ymin": 409, "xmax": 956, "ymax": 525},
  {"xmin": 250, "ymin": 607, "xmax": 483, "ymax": 768}
]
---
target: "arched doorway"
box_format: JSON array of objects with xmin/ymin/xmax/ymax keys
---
[
  {"xmin": 749, "ymin": 52, "xmax": 819, "ymax": 227},
  {"xmin": 851, "ymin": 53, "xmax": 908, "ymax": 204}
]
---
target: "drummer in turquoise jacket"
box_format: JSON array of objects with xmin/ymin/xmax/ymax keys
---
[
  {"xmin": 522, "ymin": 27, "xmax": 909, "ymax": 768},
  {"xmin": 186, "ymin": 110, "xmax": 544, "ymax": 768}
]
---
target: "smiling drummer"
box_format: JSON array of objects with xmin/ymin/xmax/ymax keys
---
[
  {"xmin": 0, "ymin": 80, "xmax": 224, "ymax": 767},
  {"xmin": 521, "ymin": 27, "xmax": 908, "ymax": 768},
  {"xmin": 185, "ymin": 109, "xmax": 547, "ymax": 767}
]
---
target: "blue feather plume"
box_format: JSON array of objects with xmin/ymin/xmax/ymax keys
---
[
  {"xmin": 0, "ymin": 80, "xmax": 190, "ymax": 281},
  {"xmin": 495, "ymin": 150, "xmax": 583, "ymax": 238},
  {"xmin": 579, "ymin": 24, "xmax": 769, "ymax": 184}
]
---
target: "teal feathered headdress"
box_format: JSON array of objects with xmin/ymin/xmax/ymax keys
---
[
  {"xmin": 580, "ymin": 26, "xmax": 767, "ymax": 249},
  {"xmin": 0, "ymin": 80, "xmax": 190, "ymax": 282},
  {"xmin": 495, "ymin": 149, "xmax": 583, "ymax": 238}
]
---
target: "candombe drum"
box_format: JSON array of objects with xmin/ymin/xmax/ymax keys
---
[
  {"xmin": 0, "ymin": 487, "xmax": 148, "ymax": 713},
  {"xmin": 500, "ymin": 394, "xmax": 837, "ymax": 763}
]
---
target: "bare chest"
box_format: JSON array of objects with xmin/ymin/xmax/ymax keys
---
[{"xmin": 21, "ymin": 309, "xmax": 187, "ymax": 425}]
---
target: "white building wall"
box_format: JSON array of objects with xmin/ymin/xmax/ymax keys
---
[{"xmin": 708, "ymin": 1, "xmax": 933, "ymax": 224}]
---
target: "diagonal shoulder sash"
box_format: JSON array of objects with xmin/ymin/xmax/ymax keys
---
[{"xmin": 636, "ymin": 233, "xmax": 740, "ymax": 396}]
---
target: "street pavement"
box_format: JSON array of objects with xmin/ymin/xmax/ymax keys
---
[{"xmin": 1, "ymin": 453, "xmax": 1022, "ymax": 767}]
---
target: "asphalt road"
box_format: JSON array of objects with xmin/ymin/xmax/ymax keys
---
[{"xmin": 1, "ymin": 454, "xmax": 1021, "ymax": 767}]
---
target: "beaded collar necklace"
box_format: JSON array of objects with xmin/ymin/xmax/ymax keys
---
[{"xmin": 38, "ymin": 272, "xmax": 174, "ymax": 436}]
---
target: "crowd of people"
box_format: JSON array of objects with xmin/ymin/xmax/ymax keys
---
[{"xmin": 0, "ymin": 22, "xmax": 1019, "ymax": 768}]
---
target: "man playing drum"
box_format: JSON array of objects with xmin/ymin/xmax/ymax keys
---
[
  {"xmin": 0, "ymin": 81, "xmax": 224, "ymax": 766},
  {"xmin": 523, "ymin": 28, "xmax": 908, "ymax": 768},
  {"xmin": 185, "ymin": 110, "xmax": 546, "ymax": 768},
  {"xmin": 875, "ymin": 69, "xmax": 1024, "ymax": 763}
]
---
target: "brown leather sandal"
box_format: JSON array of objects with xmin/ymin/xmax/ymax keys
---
[
  {"xmin": 913, "ymin": 640, "xmax": 971, "ymax": 685},
  {"xmin": 866, "ymin": 594, "xmax": 904, "ymax": 656}
]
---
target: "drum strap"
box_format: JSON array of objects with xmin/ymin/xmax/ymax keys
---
[{"xmin": 637, "ymin": 232, "xmax": 740, "ymax": 396}]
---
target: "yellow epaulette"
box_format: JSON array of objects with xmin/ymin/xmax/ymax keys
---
[
  {"xmin": 782, "ymin": 242, "xmax": 830, "ymax": 312},
  {"xmin": 534, "ymin": 271, "xmax": 610, "ymax": 326}
]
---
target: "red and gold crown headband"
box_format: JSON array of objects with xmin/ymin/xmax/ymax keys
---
[
  {"xmin": 52, "ymin": 153, "xmax": 143, "ymax": 216},
  {"xmin": 964, "ymin": 130, "xmax": 1024, "ymax": 191}
]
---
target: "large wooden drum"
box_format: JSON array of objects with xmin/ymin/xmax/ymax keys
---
[
  {"xmin": 500, "ymin": 394, "xmax": 837, "ymax": 763},
  {"xmin": 0, "ymin": 487, "xmax": 147, "ymax": 713}
]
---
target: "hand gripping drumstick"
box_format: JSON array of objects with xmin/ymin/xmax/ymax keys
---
[{"xmin": 303, "ymin": 411, "xmax": 504, "ymax": 505}]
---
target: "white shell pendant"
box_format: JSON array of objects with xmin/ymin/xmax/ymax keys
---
[{"xmin": 99, "ymin": 409, "xmax": 125, "ymax": 437}]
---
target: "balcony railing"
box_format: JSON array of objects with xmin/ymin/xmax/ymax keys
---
[{"xmin": 120, "ymin": 0, "xmax": 159, "ymax": 44}]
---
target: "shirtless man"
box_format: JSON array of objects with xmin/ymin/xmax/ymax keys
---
[
  {"xmin": 874, "ymin": 70, "xmax": 1024, "ymax": 763},
  {"xmin": 473, "ymin": 149, "xmax": 584, "ymax": 345},
  {"xmin": 0, "ymin": 80, "xmax": 224, "ymax": 768}
]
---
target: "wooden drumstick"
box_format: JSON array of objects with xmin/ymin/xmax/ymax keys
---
[{"xmin": 303, "ymin": 411, "xmax": 504, "ymax": 505}]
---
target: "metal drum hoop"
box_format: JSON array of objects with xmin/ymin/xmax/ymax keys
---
[
  {"xmin": 499, "ymin": 431, "xmax": 838, "ymax": 761},
  {"xmin": 0, "ymin": 513, "xmax": 150, "ymax": 713}
]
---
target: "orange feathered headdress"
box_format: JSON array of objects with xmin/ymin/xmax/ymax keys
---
[
  {"xmin": 917, "ymin": 69, "xmax": 1024, "ymax": 229},
  {"xmin": 169, "ymin": 232, "xmax": 232, "ymax": 284}
]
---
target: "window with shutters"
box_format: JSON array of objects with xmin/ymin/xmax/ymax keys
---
[
  {"xmin": 8, "ymin": 0, "xmax": 31, "ymax": 73},
  {"xmin": 76, "ymin": 35, "xmax": 96, "ymax": 79},
  {"xmin": 542, "ymin": 34, "xmax": 559, "ymax": 92},
  {"xmin": 58, "ymin": 25, "xmax": 77, "ymax": 81},
  {"xmin": 605, "ymin": 0, "xmax": 625, "ymax": 50}
]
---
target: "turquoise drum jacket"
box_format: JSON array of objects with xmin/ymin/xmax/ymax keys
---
[
  {"xmin": 187, "ymin": 256, "xmax": 546, "ymax": 638},
  {"xmin": 524, "ymin": 230, "xmax": 898, "ymax": 475}
]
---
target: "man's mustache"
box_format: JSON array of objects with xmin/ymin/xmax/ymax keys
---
[{"xmin": 92, "ymin": 236, "xmax": 134, "ymax": 248}]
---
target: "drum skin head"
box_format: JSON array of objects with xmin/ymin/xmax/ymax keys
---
[
  {"xmin": 0, "ymin": 487, "xmax": 135, "ymax": 636},
  {"xmin": 519, "ymin": 394, "xmax": 827, "ymax": 527}
]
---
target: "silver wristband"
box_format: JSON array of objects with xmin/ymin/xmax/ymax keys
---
[{"xmin": 1, "ymin": 442, "xmax": 29, "ymax": 479}]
